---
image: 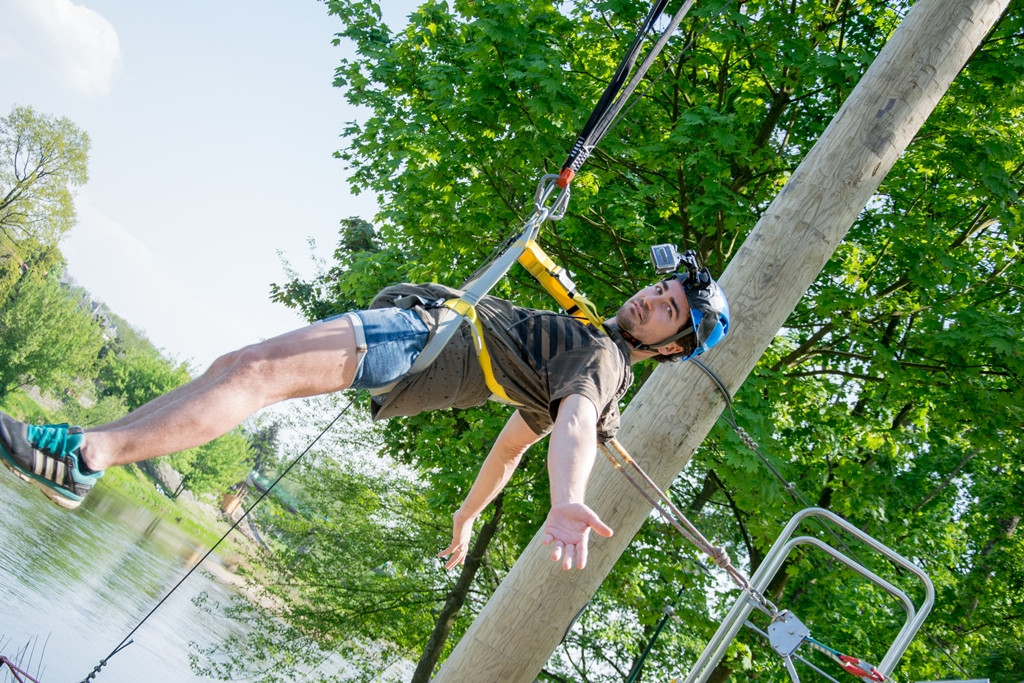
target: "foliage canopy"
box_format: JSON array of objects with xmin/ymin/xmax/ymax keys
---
[{"xmin": 258, "ymin": 0, "xmax": 1022, "ymax": 681}]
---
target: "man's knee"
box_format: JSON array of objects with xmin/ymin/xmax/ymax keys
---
[
  {"xmin": 207, "ymin": 343, "xmax": 276, "ymax": 396},
  {"xmin": 234, "ymin": 341, "xmax": 277, "ymax": 377},
  {"xmin": 209, "ymin": 320, "xmax": 360, "ymax": 400}
]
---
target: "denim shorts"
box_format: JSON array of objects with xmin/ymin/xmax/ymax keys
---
[{"xmin": 337, "ymin": 308, "xmax": 429, "ymax": 390}]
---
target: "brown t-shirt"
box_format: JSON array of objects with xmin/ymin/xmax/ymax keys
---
[{"xmin": 366, "ymin": 283, "xmax": 634, "ymax": 441}]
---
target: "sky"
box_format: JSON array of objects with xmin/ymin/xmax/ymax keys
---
[{"xmin": 0, "ymin": 0, "xmax": 420, "ymax": 371}]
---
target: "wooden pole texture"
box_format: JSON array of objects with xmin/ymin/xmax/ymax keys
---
[{"xmin": 434, "ymin": 1, "xmax": 1011, "ymax": 680}]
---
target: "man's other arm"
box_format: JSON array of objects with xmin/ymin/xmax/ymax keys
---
[
  {"xmin": 542, "ymin": 393, "xmax": 613, "ymax": 570},
  {"xmin": 439, "ymin": 410, "xmax": 542, "ymax": 569}
]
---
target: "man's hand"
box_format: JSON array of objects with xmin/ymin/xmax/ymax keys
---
[
  {"xmin": 438, "ymin": 509, "xmax": 475, "ymax": 570},
  {"xmin": 541, "ymin": 502, "xmax": 613, "ymax": 570}
]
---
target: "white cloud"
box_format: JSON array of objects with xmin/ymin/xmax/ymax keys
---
[{"xmin": 0, "ymin": 0, "xmax": 121, "ymax": 97}]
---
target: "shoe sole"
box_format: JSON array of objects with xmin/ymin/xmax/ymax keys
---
[{"xmin": 1, "ymin": 456, "xmax": 83, "ymax": 510}]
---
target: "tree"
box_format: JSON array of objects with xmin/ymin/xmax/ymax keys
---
[
  {"xmin": 97, "ymin": 344, "xmax": 192, "ymax": 411},
  {"xmin": 0, "ymin": 106, "xmax": 90, "ymax": 304},
  {"xmin": 190, "ymin": 397, "xmax": 451, "ymax": 683},
  {"xmin": 171, "ymin": 430, "xmax": 253, "ymax": 499},
  {"xmin": 0, "ymin": 272, "xmax": 105, "ymax": 400},
  {"xmin": 246, "ymin": 0, "xmax": 1022, "ymax": 680},
  {"xmin": 247, "ymin": 419, "xmax": 283, "ymax": 477}
]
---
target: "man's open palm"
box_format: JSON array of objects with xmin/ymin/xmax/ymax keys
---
[{"xmin": 541, "ymin": 502, "xmax": 613, "ymax": 570}]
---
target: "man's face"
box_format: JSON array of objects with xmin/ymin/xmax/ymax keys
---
[{"xmin": 615, "ymin": 278, "xmax": 692, "ymax": 350}]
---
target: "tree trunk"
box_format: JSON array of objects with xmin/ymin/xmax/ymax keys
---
[
  {"xmin": 411, "ymin": 494, "xmax": 505, "ymax": 682},
  {"xmin": 434, "ymin": 1, "xmax": 1012, "ymax": 680}
]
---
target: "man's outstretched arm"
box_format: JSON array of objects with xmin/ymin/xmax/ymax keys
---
[
  {"xmin": 439, "ymin": 410, "xmax": 543, "ymax": 569},
  {"xmin": 542, "ymin": 393, "xmax": 614, "ymax": 570}
]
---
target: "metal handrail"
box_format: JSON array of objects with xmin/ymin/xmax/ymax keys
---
[{"xmin": 683, "ymin": 507, "xmax": 935, "ymax": 683}]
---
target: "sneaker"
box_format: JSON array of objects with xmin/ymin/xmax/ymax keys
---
[{"xmin": 0, "ymin": 412, "xmax": 103, "ymax": 510}]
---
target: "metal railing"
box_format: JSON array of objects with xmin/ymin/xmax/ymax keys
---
[{"xmin": 682, "ymin": 507, "xmax": 935, "ymax": 683}]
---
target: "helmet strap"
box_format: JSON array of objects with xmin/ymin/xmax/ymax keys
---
[
  {"xmin": 616, "ymin": 326, "xmax": 648, "ymax": 351},
  {"xmin": 614, "ymin": 322, "xmax": 695, "ymax": 353}
]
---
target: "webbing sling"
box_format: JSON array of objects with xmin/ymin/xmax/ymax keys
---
[
  {"xmin": 402, "ymin": 176, "xmax": 562, "ymax": 377},
  {"xmin": 518, "ymin": 240, "xmax": 604, "ymax": 329}
]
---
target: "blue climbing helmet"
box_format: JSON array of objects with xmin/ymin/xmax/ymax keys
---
[{"xmin": 647, "ymin": 244, "xmax": 730, "ymax": 360}]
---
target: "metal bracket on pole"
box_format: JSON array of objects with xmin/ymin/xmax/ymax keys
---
[
  {"xmin": 768, "ymin": 611, "xmax": 810, "ymax": 658},
  {"xmin": 682, "ymin": 508, "xmax": 935, "ymax": 683}
]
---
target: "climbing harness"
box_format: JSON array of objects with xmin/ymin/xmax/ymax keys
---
[
  {"xmin": 440, "ymin": 297, "xmax": 519, "ymax": 404},
  {"xmin": 518, "ymin": 240, "xmax": 604, "ymax": 328}
]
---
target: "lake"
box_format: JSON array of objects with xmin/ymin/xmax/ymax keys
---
[{"xmin": 0, "ymin": 472, "xmax": 255, "ymax": 683}]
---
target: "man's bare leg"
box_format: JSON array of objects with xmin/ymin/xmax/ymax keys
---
[
  {"xmin": 89, "ymin": 351, "xmax": 247, "ymax": 433},
  {"xmin": 79, "ymin": 315, "xmax": 360, "ymax": 471}
]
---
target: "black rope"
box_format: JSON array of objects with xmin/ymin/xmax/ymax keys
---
[
  {"xmin": 80, "ymin": 395, "xmax": 360, "ymax": 683},
  {"xmin": 561, "ymin": 0, "xmax": 740, "ymax": 181},
  {"xmin": 560, "ymin": 0, "xmax": 672, "ymax": 178},
  {"xmin": 603, "ymin": 0, "xmax": 735, "ymax": 158}
]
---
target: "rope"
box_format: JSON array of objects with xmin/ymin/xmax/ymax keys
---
[
  {"xmin": 80, "ymin": 395, "xmax": 360, "ymax": 683},
  {"xmin": 688, "ymin": 356, "xmax": 882, "ymax": 570},
  {"xmin": 559, "ymin": 0, "xmax": 696, "ymax": 186},
  {"xmin": 805, "ymin": 636, "xmax": 888, "ymax": 682},
  {"xmin": 1, "ymin": 655, "xmax": 45, "ymax": 683},
  {"xmin": 689, "ymin": 358, "xmax": 806, "ymax": 502},
  {"xmin": 600, "ymin": 438, "xmax": 779, "ymax": 617}
]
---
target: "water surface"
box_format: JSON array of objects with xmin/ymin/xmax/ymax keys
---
[{"xmin": 0, "ymin": 473, "xmax": 252, "ymax": 683}]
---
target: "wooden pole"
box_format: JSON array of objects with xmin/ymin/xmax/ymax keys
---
[{"xmin": 434, "ymin": 0, "xmax": 1011, "ymax": 680}]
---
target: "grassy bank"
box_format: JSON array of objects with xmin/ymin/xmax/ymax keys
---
[{"xmin": 98, "ymin": 465, "xmax": 250, "ymax": 554}]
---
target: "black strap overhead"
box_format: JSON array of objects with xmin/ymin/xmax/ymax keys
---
[{"xmin": 558, "ymin": 0, "xmax": 697, "ymax": 188}]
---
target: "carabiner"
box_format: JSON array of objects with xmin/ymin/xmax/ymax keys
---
[{"xmin": 534, "ymin": 173, "xmax": 571, "ymax": 221}]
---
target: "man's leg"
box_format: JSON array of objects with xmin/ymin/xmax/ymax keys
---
[
  {"xmin": 1, "ymin": 315, "xmax": 363, "ymax": 508},
  {"xmin": 88, "ymin": 350, "xmax": 252, "ymax": 433},
  {"xmin": 81, "ymin": 314, "xmax": 361, "ymax": 470}
]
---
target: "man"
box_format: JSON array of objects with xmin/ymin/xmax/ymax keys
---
[{"xmin": 1, "ymin": 248, "xmax": 728, "ymax": 571}]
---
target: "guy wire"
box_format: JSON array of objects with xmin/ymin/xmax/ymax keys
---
[{"xmin": 80, "ymin": 394, "xmax": 360, "ymax": 683}]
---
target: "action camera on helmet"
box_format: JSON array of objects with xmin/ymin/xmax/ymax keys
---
[{"xmin": 645, "ymin": 244, "xmax": 731, "ymax": 359}]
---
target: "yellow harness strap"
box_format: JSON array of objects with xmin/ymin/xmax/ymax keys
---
[
  {"xmin": 517, "ymin": 239, "xmax": 604, "ymax": 328},
  {"xmin": 441, "ymin": 240, "xmax": 602, "ymax": 407},
  {"xmin": 443, "ymin": 298, "xmax": 521, "ymax": 405}
]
